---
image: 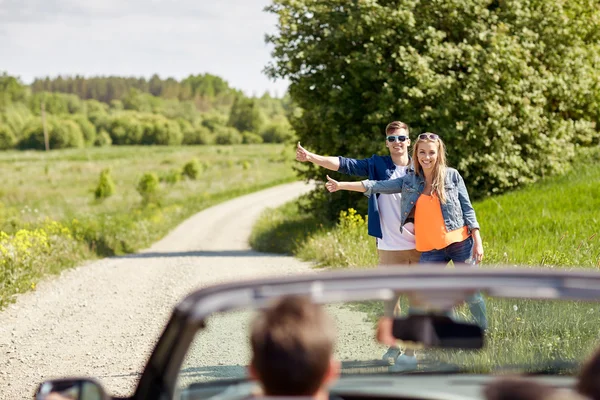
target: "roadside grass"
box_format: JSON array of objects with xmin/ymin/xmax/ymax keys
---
[
  {"xmin": 249, "ymin": 146, "xmax": 600, "ymax": 370},
  {"xmin": 0, "ymin": 144, "xmax": 297, "ymax": 308}
]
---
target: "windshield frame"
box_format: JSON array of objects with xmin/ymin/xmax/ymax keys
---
[{"xmin": 135, "ymin": 267, "xmax": 600, "ymax": 400}]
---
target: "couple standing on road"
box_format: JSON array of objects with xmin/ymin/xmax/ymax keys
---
[{"xmin": 296, "ymin": 121, "xmax": 487, "ymax": 370}]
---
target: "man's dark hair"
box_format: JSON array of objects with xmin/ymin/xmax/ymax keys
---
[{"xmin": 250, "ymin": 295, "xmax": 336, "ymax": 396}]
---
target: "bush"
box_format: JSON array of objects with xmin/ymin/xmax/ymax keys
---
[
  {"xmin": 0, "ymin": 104, "xmax": 33, "ymax": 142},
  {"xmin": 68, "ymin": 115, "xmax": 97, "ymax": 146},
  {"xmin": 94, "ymin": 130, "xmax": 112, "ymax": 147},
  {"xmin": 0, "ymin": 125, "xmax": 16, "ymax": 150},
  {"xmin": 160, "ymin": 168, "xmax": 183, "ymax": 185},
  {"xmin": 107, "ymin": 113, "xmax": 144, "ymax": 145},
  {"xmin": 242, "ymin": 131, "xmax": 264, "ymax": 144},
  {"xmin": 261, "ymin": 120, "xmax": 295, "ymax": 143},
  {"xmin": 136, "ymin": 172, "xmax": 161, "ymax": 205},
  {"xmin": 182, "ymin": 125, "xmax": 214, "ymax": 145},
  {"xmin": 0, "ymin": 221, "xmax": 85, "ymax": 309},
  {"xmin": 84, "ymin": 99, "xmax": 108, "ymax": 114},
  {"xmin": 201, "ymin": 112, "xmax": 228, "ymax": 132},
  {"xmin": 140, "ymin": 115, "xmax": 183, "ymax": 146},
  {"xmin": 182, "ymin": 159, "xmax": 202, "ymax": 180},
  {"xmin": 94, "ymin": 168, "xmax": 116, "ymax": 200},
  {"xmin": 29, "ymin": 92, "xmax": 83, "ymax": 115},
  {"xmin": 19, "ymin": 117, "xmax": 85, "ymax": 150},
  {"xmin": 214, "ymin": 126, "xmax": 243, "ymax": 145}
]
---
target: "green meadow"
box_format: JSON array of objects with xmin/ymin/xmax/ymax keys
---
[{"xmin": 0, "ymin": 144, "xmax": 296, "ymax": 308}]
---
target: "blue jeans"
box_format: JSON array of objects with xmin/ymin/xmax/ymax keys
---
[{"xmin": 419, "ymin": 236, "xmax": 488, "ymax": 330}]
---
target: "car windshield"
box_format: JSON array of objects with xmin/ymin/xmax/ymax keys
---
[{"xmin": 174, "ymin": 280, "xmax": 600, "ymax": 399}]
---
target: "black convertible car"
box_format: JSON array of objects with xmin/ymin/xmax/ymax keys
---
[{"xmin": 35, "ymin": 267, "xmax": 600, "ymax": 400}]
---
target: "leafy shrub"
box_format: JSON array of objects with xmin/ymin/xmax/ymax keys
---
[
  {"xmin": 182, "ymin": 125, "xmax": 214, "ymax": 145},
  {"xmin": 214, "ymin": 126, "xmax": 243, "ymax": 145},
  {"xmin": 0, "ymin": 221, "xmax": 85, "ymax": 309},
  {"xmin": 136, "ymin": 172, "xmax": 161, "ymax": 204},
  {"xmin": 84, "ymin": 99, "xmax": 109, "ymax": 114},
  {"xmin": 0, "ymin": 104, "xmax": 33, "ymax": 142},
  {"xmin": 160, "ymin": 168, "xmax": 183, "ymax": 185},
  {"xmin": 28, "ymin": 92, "xmax": 83, "ymax": 115},
  {"xmin": 140, "ymin": 115, "xmax": 183, "ymax": 145},
  {"xmin": 107, "ymin": 113, "xmax": 144, "ymax": 145},
  {"xmin": 94, "ymin": 130, "xmax": 112, "ymax": 147},
  {"xmin": 228, "ymin": 96, "xmax": 265, "ymax": 133},
  {"xmin": 68, "ymin": 115, "xmax": 97, "ymax": 145},
  {"xmin": 182, "ymin": 159, "xmax": 202, "ymax": 180},
  {"xmin": 0, "ymin": 125, "xmax": 16, "ymax": 150},
  {"xmin": 261, "ymin": 120, "xmax": 295, "ymax": 143},
  {"xmin": 19, "ymin": 117, "xmax": 85, "ymax": 150},
  {"xmin": 201, "ymin": 112, "xmax": 228, "ymax": 132},
  {"xmin": 242, "ymin": 131, "xmax": 264, "ymax": 144},
  {"xmin": 94, "ymin": 168, "xmax": 116, "ymax": 200}
]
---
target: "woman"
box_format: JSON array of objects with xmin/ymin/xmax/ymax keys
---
[{"xmin": 324, "ymin": 133, "xmax": 487, "ymax": 330}]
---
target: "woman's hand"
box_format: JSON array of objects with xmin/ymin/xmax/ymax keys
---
[
  {"xmin": 296, "ymin": 142, "xmax": 312, "ymax": 162},
  {"xmin": 325, "ymin": 175, "xmax": 340, "ymax": 192},
  {"xmin": 471, "ymin": 229, "xmax": 484, "ymax": 264}
]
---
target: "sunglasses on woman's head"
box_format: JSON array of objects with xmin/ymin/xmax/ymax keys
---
[
  {"xmin": 386, "ymin": 135, "xmax": 408, "ymax": 143},
  {"xmin": 418, "ymin": 133, "xmax": 439, "ymax": 141}
]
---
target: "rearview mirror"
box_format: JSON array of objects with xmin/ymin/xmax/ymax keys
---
[
  {"xmin": 34, "ymin": 378, "xmax": 109, "ymax": 400},
  {"xmin": 392, "ymin": 314, "xmax": 484, "ymax": 349}
]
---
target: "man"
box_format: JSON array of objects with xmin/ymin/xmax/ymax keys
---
[
  {"xmin": 249, "ymin": 295, "xmax": 339, "ymax": 400},
  {"xmin": 296, "ymin": 121, "xmax": 419, "ymax": 366}
]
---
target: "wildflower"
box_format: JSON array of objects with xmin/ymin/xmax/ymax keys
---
[{"xmin": 513, "ymin": 305, "xmax": 518, "ymax": 311}]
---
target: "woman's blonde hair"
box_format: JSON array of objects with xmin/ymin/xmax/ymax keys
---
[{"xmin": 412, "ymin": 133, "xmax": 447, "ymax": 203}]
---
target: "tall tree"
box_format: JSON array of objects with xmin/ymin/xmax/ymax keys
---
[{"xmin": 227, "ymin": 96, "xmax": 264, "ymax": 133}]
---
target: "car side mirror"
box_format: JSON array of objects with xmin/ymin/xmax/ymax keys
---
[
  {"xmin": 392, "ymin": 314, "xmax": 484, "ymax": 349},
  {"xmin": 34, "ymin": 378, "xmax": 109, "ymax": 400}
]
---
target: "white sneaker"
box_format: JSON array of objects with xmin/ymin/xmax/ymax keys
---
[{"xmin": 381, "ymin": 347, "xmax": 401, "ymax": 365}]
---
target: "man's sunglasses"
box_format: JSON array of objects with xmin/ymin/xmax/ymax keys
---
[
  {"xmin": 386, "ymin": 135, "xmax": 409, "ymax": 143},
  {"xmin": 418, "ymin": 133, "xmax": 440, "ymax": 141}
]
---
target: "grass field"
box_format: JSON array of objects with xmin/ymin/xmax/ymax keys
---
[
  {"xmin": 0, "ymin": 144, "xmax": 298, "ymax": 308},
  {"xmin": 0, "ymin": 144, "xmax": 294, "ymax": 226}
]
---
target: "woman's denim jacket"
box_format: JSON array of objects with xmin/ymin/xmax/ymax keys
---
[
  {"xmin": 338, "ymin": 154, "xmax": 411, "ymax": 239},
  {"xmin": 361, "ymin": 168, "xmax": 480, "ymax": 234}
]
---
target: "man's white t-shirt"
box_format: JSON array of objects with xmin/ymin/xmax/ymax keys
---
[{"xmin": 376, "ymin": 165, "xmax": 416, "ymax": 251}]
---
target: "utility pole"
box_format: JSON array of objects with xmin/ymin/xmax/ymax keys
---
[{"xmin": 41, "ymin": 101, "xmax": 49, "ymax": 151}]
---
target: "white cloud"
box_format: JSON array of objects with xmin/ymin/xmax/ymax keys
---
[{"xmin": 0, "ymin": 0, "xmax": 289, "ymax": 97}]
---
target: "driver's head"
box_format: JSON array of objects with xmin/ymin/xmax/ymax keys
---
[
  {"xmin": 577, "ymin": 345, "xmax": 600, "ymax": 400},
  {"xmin": 249, "ymin": 295, "xmax": 339, "ymax": 397}
]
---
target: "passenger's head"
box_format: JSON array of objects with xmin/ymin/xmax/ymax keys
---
[
  {"xmin": 577, "ymin": 346, "xmax": 600, "ymax": 400},
  {"xmin": 484, "ymin": 377, "xmax": 584, "ymax": 400},
  {"xmin": 384, "ymin": 121, "xmax": 411, "ymax": 157},
  {"xmin": 249, "ymin": 295, "xmax": 339, "ymax": 397},
  {"xmin": 412, "ymin": 133, "xmax": 448, "ymax": 203}
]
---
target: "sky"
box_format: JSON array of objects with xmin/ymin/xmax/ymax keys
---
[{"xmin": 0, "ymin": 0, "xmax": 290, "ymax": 97}]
